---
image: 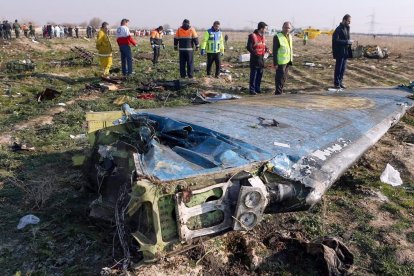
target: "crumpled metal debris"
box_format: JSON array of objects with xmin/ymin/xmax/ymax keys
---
[
  {"xmin": 137, "ymin": 79, "xmax": 197, "ymax": 92},
  {"xmin": 268, "ymin": 234, "xmax": 354, "ymax": 275},
  {"xmin": 364, "ymin": 45, "xmax": 389, "ymax": 59},
  {"xmin": 6, "ymin": 60, "xmax": 36, "ymax": 73},
  {"xmin": 70, "ymin": 46, "xmax": 94, "ymax": 65},
  {"xmin": 193, "ymin": 91, "xmax": 241, "ymax": 103},
  {"xmin": 399, "ymin": 81, "xmax": 414, "ymax": 93},
  {"xmin": 307, "ymin": 237, "xmax": 354, "ymax": 275},
  {"xmin": 36, "ymin": 88, "xmax": 61, "ymax": 102},
  {"xmin": 17, "ymin": 214, "xmax": 40, "ymax": 229},
  {"xmin": 11, "ymin": 142, "xmax": 35, "ymax": 152}
]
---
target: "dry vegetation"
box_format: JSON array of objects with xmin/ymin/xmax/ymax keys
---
[{"xmin": 0, "ymin": 32, "xmax": 413, "ymax": 275}]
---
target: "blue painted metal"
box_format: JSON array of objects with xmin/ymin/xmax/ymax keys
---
[{"xmin": 119, "ymin": 87, "xmax": 413, "ymax": 206}]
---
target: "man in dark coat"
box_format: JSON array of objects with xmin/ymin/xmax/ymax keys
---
[
  {"xmin": 4, "ymin": 21, "xmax": 12, "ymax": 40},
  {"xmin": 332, "ymin": 14, "xmax": 353, "ymax": 89}
]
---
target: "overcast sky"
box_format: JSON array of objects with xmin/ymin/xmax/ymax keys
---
[{"xmin": 1, "ymin": 0, "xmax": 413, "ymax": 34}]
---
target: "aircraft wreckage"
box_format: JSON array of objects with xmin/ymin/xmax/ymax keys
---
[{"xmin": 83, "ymin": 87, "xmax": 413, "ymax": 261}]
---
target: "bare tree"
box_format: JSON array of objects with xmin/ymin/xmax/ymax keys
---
[
  {"xmin": 89, "ymin": 17, "xmax": 102, "ymax": 28},
  {"xmin": 163, "ymin": 24, "xmax": 171, "ymax": 30}
]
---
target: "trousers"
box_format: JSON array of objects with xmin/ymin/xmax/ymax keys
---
[
  {"xmin": 207, "ymin": 53, "xmax": 221, "ymax": 77},
  {"xmin": 334, "ymin": 58, "xmax": 348, "ymax": 86},
  {"xmin": 119, "ymin": 45, "xmax": 133, "ymax": 76},
  {"xmin": 275, "ymin": 64, "xmax": 290, "ymax": 94},
  {"xmin": 179, "ymin": 50, "xmax": 194, "ymax": 78}
]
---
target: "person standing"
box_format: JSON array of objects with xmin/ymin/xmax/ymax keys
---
[
  {"xmin": 303, "ymin": 32, "xmax": 308, "ymax": 45},
  {"xmin": 116, "ymin": 19, "xmax": 137, "ymax": 76},
  {"xmin": 273, "ymin": 22, "xmax": 293, "ymax": 95},
  {"xmin": 13, "ymin": 20, "xmax": 21, "ymax": 38},
  {"xmin": 201, "ymin": 21, "xmax": 225, "ymax": 78},
  {"xmin": 75, "ymin": 26, "xmax": 79, "ymax": 38},
  {"xmin": 22, "ymin": 23, "xmax": 28, "ymax": 37},
  {"xmin": 332, "ymin": 14, "xmax": 353, "ymax": 89},
  {"xmin": 174, "ymin": 19, "xmax": 199, "ymax": 78},
  {"xmin": 4, "ymin": 21, "xmax": 12, "ymax": 40},
  {"xmin": 96, "ymin": 22, "xmax": 113, "ymax": 77},
  {"xmin": 54, "ymin": 25, "xmax": 60, "ymax": 38},
  {"xmin": 150, "ymin": 26, "xmax": 165, "ymax": 65},
  {"xmin": 28, "ymin": 22, "xmax": 35, "ymax": 38},
  {"xmin": 246, "ymin": 22, "xmax": 269, "ymax": 95}
]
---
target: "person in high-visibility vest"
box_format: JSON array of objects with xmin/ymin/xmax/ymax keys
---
[
  {"xmin": 303, "ymin": 32, "xmax": 308, "ymax": 45},
  {"xmin": 201, "ymin": 21, "xmax": 225, "ymax": 78},
  {"xmin": 273, "ymin": 22, "xmax": 293, "ymax": 95},
  {"xmin": 150, "ymin": 26, "xmax": 165, "ymax": 65},
  {"xmin": 96, "ymin": 22, "xmax": 113, "ymax": 77},
  {"xmin": 174, "ymin": 19, "xmax": 199, "ymax": 79}
]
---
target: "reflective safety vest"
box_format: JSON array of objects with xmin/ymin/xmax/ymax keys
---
[
  {"xmin": 150, "ymin": 29, "xmax": 163, "ymax": 46},
  {"xmin": 201, "ymin": 28, "xmax": 224, "ymax": 53},
  {"xmin": 174, "ymin": 27, "xmax": 199, "ymax": 50},
  {"xmin": 251, "ymin": 33, "xmax": 266, "ymax": 56},
  {"xmin": 276, "ymin": 32, "xmax": 293, "ymax": 65}
]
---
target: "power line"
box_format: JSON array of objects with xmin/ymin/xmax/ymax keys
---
[{"xmin": 367, "ymin": 10, "xmax": 379, "ymax": 34}]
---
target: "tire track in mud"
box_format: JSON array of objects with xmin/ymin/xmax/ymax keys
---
[
  {"xmin": 290, "ymin": 67, "xmax": 328, "ymax": 87},
  {"xmin": 347, "ymin": 65, "xmax": 391, "ymax": 86},
  {"xmin": 345, "ymin": 69, "xmax": 383, "ymax": 86},
  {"xmin": 356, "ymin": 64, "xmax": 412, "ymax": 82}
]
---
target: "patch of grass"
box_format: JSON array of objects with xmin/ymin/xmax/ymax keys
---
[
  {"xmin": 380, "ymin": 184, "xmax": 414, "ymax": 210},
  {"xmin": 380, "ymin": 202, "xmax": 402, "ymax": 217},
  {"xmin": 406, "ymin": 232, "xmax": 414, "ymax": 243},
  {"xmin": 402, "ymin": 113, "xmax": 414, "ymax": 127}
]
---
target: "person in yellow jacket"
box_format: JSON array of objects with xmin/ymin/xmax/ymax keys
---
[
  {"xmin": 272, "ymin": 22, "xmax": 293, "ymax": 95},
  {"xmin": 200, "ymin": 21, "xmax": 224, "ymax": 78},
  {"xmin": 96, "ymin": 22, "xmax": 113, "ymax": 77}
]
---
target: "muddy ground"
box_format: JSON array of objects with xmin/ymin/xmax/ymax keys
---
[{"xmin": 0, "ymin": 33, "xmax": 413, "ymax": 275}]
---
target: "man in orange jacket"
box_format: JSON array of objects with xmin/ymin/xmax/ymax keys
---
[
  {"xmin": 116, "ymin": 19, "xmax": 137, "ymax": 76},
  {"xmin": 150, "ymin": 26, "xmax": 165, "ymax": 65},
  {"xmin": 174, "ymin": 19, "xmax": 199, "ymax": 78}
]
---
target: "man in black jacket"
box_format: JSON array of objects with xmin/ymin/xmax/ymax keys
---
[{"xmin": 332, "ymin": 14, "xmax": 353, "ymax": 89}]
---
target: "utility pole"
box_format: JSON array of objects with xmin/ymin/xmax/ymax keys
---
[{"xmin": 367, "ymin": 10, "xmax": 379, "ymax": 34}]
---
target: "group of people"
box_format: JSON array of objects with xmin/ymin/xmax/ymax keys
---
[
  {"xmin": 0, "ymin": 20, "xmax": 34, "ymax": 39},
  {"xmin": 42, "ymin": 25, "xmax": 80, "ymax": 39},
  {"xmin": 95, "ymin": 15, "xmax": 353, "ymax": 93}
]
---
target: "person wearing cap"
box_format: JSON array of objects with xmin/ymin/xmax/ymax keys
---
[
  {"xmin": 273, "ymin": 21, "xmax": 293, "ymax": 95},
  {"xmin": 200, "ymin": 21, "xmax": 225, "ymax": 78},
  {"xmin": 174, "ymin": 19, "xmax": 199, "ymax": 78},
  {"xmin": 96, "ymin": 22, "xmax": 113, "ymax": 77},
  {"xmin": 116, "ymin": 19, "xmax": 137, "ymax": 76},
  {"xmin": 246, "ymin": 22, "xmax": 269, "ymax": 95},
  {"xmin": 150, "ymin": 26, "xmax": 165, "ymax": 65}
]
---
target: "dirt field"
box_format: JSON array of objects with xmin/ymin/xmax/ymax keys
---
[{"xmin": 0, "ymin": 32, "xmax": 413, "ymax": 275}]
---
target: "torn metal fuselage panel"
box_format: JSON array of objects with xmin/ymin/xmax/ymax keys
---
[{"xmin": 84, "ymin": 87, "xmax": 414, "ymax": 260}]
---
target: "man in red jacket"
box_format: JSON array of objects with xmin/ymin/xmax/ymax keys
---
[
  {"xmin": 246, "ymin": 22, "xmax": 269, "ymax": 95},
  {"xmin": 116, "ymin": 19, "xmax": 137, "ymax": 76}
]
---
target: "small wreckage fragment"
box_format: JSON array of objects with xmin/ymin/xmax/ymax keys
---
[
  {"xmin": 37, "ymin": 88, "xmax": 61, "ymax": 102},
  {"xmin": 84, "ymin": 87, "xmax": 414, "ymax": 262},
  {"xmin": 137, "ymin": 79, "xmax": 197, "ymax": 92},
  {"xmin": 6, "ymin": 60, "xmax": 36, "ymax": 73},
  {"xmin": 193, "ymin": 91, "xmax": 241, "ymax": 103},
  {"xmin": 352, "ymin": 44, "xmax": 389, "ymax": 59},
  {"xmin": 70, "ymin": 46, "xmax": 94, "ymax": 65}
]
